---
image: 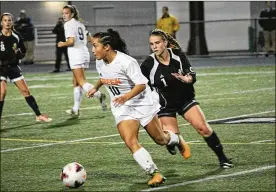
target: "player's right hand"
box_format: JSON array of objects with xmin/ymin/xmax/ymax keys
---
[{"xmin": 86, "ymin": 88, "xmax": 97, "ymax": 98}]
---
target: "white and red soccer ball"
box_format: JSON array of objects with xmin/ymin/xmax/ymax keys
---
[{"xmin": 60, "ymin": 162, "xmax": 87, "ymax": 188}]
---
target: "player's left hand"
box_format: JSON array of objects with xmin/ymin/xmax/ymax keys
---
[
  {"xmin": 112, "ymin": 95, "xmax": 128, "ymax": 107},
  {"xmin": 57, "ymin": 41, "xmax": 64, "ymax": 47},
  {"xmin": 171, "ymin": 73, "xmax": 191, "ymax": 83}
]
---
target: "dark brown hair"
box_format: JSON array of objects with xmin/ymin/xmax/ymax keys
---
[{"xmin": 92, "ymin": 28, "xmax": 129, "ymax": 54}]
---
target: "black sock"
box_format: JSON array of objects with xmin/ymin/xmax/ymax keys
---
[
  {"xmin": 204, "ymin": 131, "xmax": 227, "ymax": 162},
  {"xmin": 0, "ymin": 100, "xmax": 4, "ymax": 119},
  {"xmin": 25, "ymin": 95, "xmax": 41, "ymax": 116}
]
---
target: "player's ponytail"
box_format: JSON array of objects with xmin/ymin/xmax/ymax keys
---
[{"xmin": 93, "ymin": 28, "xmax": 129, "ymax": 55}]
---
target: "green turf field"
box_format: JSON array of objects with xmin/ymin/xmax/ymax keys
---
[{"xmin": 1, "ymin": 65, "xmax": 275, "ymax": 191}]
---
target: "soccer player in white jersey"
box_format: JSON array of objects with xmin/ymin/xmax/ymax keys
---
[
  {"xmin": 86, "ymin": 28, "xmax": 191, "ymax": 187},
  {"xmin": 57, "ymin": 5, "xmax": 107, "ymax": 116}
]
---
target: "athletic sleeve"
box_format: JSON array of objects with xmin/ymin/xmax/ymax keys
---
[
  {"xmin": 177, "ymin": 49, "xmax": 197, "ymax": 84},
  {"xmin": 16, "ymin": 34, "xmax": 26, "ymax": 59},
  {"xmin": 64, "ymin": 21, "xmax": 76, "ymax": 39},
  {"xmin": 125, "ymin": 59, "xmax": 148, "ymax": 85},
  {"xmin": 140, "ymin": 56, "xmax": 154, "ymax": 83}
]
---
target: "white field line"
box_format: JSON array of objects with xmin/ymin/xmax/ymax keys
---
[
  {"xmin": 4, "ymin": 86, "xmax": 275, "ymax": 104},
  {"xmin": 1, "ymin": 110, "xmax": 275, "ymax": 153},
  {"xmin": 1, "ymin": 106, "xmax": 102, "ymax": 118},
  {"xmin": 196, "ymin": 87, "xmax": 274, "ymax": 99},
  {"xmin": 23, "ymin": 71, "xmax": 274, "ymax": 82},
  {"xmin": 179, "ymin": 110, "xmax": 275, "ymax": 126},
  {"xmin": 197, "ymin": 71, "xmax": 274, "ymax": 76},
  {"xmin": 107, "ymin": 140, "xmax": 204, "ymax": 146},
  {"xmin": 1, "ymin": 133, "xmax": 122, "ymax": 153},
  {"xmin": 250, "ymin": 140, "xmax": 275, "ymax": 144},
  {"xmin": 139, "ymin": 165, "xmax": 276, "ymax": 192}
]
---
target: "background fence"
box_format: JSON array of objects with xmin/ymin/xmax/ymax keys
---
[{"xmin": 33, "ymin": 18, "xmax": 274, "ymax": 62}]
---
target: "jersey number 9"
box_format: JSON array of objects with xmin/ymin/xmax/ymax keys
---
[{"xmin": 78, "ymin": 27, "xmax": 84, "ymax": 40}]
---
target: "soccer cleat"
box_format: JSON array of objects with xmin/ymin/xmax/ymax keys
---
[
  {"xmin": 166, "ymin": 145, "xmax": 177, "ymax": 155},
  {"xmin": 147, "ymin": 170, "xmax": 166, "ymax": 188},
  {"xmin": 36, "ymin": 114, "xmax": 52, "ymax": 123},
  {"xmin": 66, "ymin": 109, "xmax": 80, "ymax": 117},
  {"xmin": 177, "ymin": 135, "xmax": 191, "ymax": 160},
  {"xmin": 220, "ymin": 159, "xmax": 234, "ymax": 169},
  {"xmin": 99, "ymin": 93, "xmax": 107, "ymax": 111}
]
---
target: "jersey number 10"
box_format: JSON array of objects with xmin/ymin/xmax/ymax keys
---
[{"xmin": 108, "ymin": 86, "xmax": 120, "ymax": 96}]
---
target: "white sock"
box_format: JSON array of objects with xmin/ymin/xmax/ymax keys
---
[
  {"xmin": 82, "ymin": 82, "xmax": 101, "ymax": 98},
  {"xmin": 72, "ymin": 86, "xmax": 83, "ymax": 112},
  {"xmin": 133, "ymin": 147, "xmax": 158, "ymax": 175},
  {"xmin": 166, "ymin": 130, "xmax": 180, "ymax": 146}
]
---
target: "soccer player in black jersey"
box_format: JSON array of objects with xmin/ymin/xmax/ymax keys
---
[
  {"xmin": 0, "ymin": 13, "xmax": 52, "ymax": 122},
  {"xmin": 140, "ymin": 29, "xmax": 234, "ymax": 169}
]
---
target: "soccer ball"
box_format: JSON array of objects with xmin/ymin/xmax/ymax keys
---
[{"xmin": 60, "ymin": 162, "xmax": 87, "ymax": 188}]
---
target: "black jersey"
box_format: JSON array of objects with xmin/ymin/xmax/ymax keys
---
[
  {"xmin": 140, "ymin": 48, "xmax": 196, "ymax": 110},
  {"xmin": 0, "ymin": 31, "xmax": 26, "ymax": 66}
]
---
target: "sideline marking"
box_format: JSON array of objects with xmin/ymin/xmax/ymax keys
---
[
  {"xmin": 5, "ymin": 86, "xmax": 275, "ymax": 102},
  {"xmin": 1, "ymin": 138, "xmax": 274, "ymax": 145},
  {"xmin": 22, "ymin": 71, "xmax": 275, "ymax": 81},
  {"xmin": 140, "ymin": 165, "xmax": 276, "ymax": 192},
  {"xmin": 179, "ymin": 110, "xmax": 275, "ymax": 126},
  {"xmin": 1, "ymin": 110, "xmax": 275, "ymax": 153}
]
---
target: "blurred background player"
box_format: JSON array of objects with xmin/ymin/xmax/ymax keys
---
[
  {"xmin": 57, "ymin": 5, "xmax": 107, "ymax": 116},
  {"xmin": 14, "ymin": 10, "xmax": 34, "ymax": 65},
  {"xmin": 0, "ymin": 12, "xmax": 52, "ymax": 122},
  {"xmin": 140, "ymin": 29, "xmax": 234, "ymax": 169},
  {"xmin": 258, "ymin": 1, "xmax": 276, "ymax": 56},
  {"xmin": 87, "ymin": 28, "xmax": 190, "ymax": 187},
  {"xmin": 52, "ymin": 17, "xmax": 70, "ymax": 73},
  {"xmin": 156, "ymin": 6, "xmax": 179, "ymax": 38}
]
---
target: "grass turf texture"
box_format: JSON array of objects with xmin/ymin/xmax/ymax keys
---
[{"xmin": 1, "ymin": 65, "xmax": 275, "ymax": 191}]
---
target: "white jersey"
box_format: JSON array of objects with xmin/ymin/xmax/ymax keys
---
[
  {"xmin": 96, "ymin": 51, "xmax": 157, "ymax": 117},
  {"xmin": 64, "ymin": 18, "xmax": 90, "ymax": 65}
]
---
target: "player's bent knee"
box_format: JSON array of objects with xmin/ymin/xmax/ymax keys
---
[
  {"xmin": 197, "ymin": 125, "xmax": 212, "ymax": 136},
  {"xmin": 21, "ymin": 89, "xmax": 30, "ymax": 97}
]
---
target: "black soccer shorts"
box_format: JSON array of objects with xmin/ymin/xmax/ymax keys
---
[
  {"xmin": 0, "ymin": 65, "xmax": 24, "ymax": 82},
  {"xmin": 157, "ymin": 99, "xmax": 199, "ymax": 118}
]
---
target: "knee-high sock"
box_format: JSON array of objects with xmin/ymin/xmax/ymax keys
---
[
  {"xmin": 166, "ymin": 130, "xmax": 180, "ymax": 146},
  {"xmin": 25, "ymin": 95, "xmax": 41, "ymax": 116},
  {"xmin": 0, "ymin": 100, "xmax": 4, "ymax": 119},
  {"xmin": 133, "ymin": 147, "xmax": 158, "ymax": 175},
  {"xmin": 204, "ymin": 131, "xmax": 227, "ymax": 161},
  {"xmin": 82, "ymin": 82, "xmax": 101, "ymax": 98},
  {"xmin": 73, "ymin": 86, "xmax": 83, "ymax": 112}
]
